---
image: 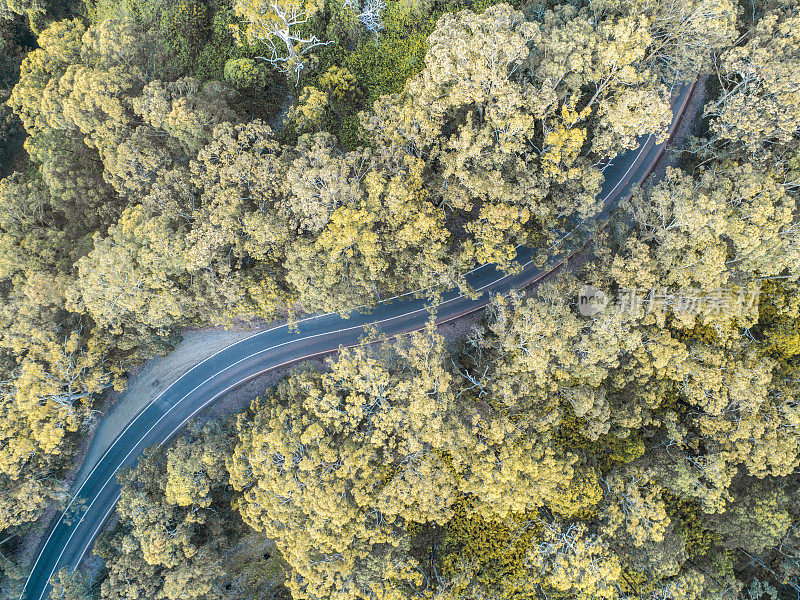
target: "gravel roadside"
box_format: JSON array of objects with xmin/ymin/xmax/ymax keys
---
[
  {"xmin": 650, "ymin": 75, "xmax": 709, "ymax": 180},
  {"xmin": 72, "ymin": 322, "xmax": 277, "ymax": 488}
]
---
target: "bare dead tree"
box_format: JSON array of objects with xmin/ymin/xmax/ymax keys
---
[{"xmin": 252, "ymin": 1, "xmax": 333, "ymax": 84}]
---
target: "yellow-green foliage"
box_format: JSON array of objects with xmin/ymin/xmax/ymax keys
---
[
  {"xmin": 342, "ymin": 4, "xmax": 430, "ymax": 103},
  {"xmin": 224, "ymin": 58, "xmax": 270, "ymax": 89},
  {"xmin": 668, "ymin": 318, "xmax": 721, "ymax": 346},
  {"xmin": 164, "ymin": 0, "xmax": 207, "ymax": 41},
  {"xmin": 663, "ymin": 493, "xmax": 721, "ymax": 560},
  {"xmin": 319, "ymin": 65, "xmax": 360, "ymax": 104},
  {"xmin": 554, "ymin": 409, "xmax": 600, "ymax": 457},
  {"xmin": 618, "ymin": 567, "xmax": 649, "ymax": 597},
  {"xmin": 759, "ymin": 280, "xmax": 800, "ymax": 360},
  {"xmin": 768, "ymin": 319, "xmax": 800, "ymax": 358},
  {"xmin": 606, "ymin": 434, "xmax": 646, "ymax": 466},
  {"xmin": 439, "ymin": 495, "xmax": 542, "ymax": 599},
  {"xmin": 554, "ymin": 408, "xmax": 646, "ymax": 474},
  {"xmin": 547, "ymin": 464, "xmax": 603, "ymax": 519},
  {"xmin": 308, "ymin": 0, "xmax": 527, "ymax": 144},
  {"xmin": 91, "ymin": 0, "xmax": 238, "ymax": 81}
]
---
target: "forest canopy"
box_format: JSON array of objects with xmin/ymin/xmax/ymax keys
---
[{"xmin": 0, "ymin": 0, "xmax": 797, "ymax": 597}]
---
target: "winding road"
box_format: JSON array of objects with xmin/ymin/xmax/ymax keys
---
[{"xmin": 21, "ymin": 81, "xmax": 696, "ymax": 600}]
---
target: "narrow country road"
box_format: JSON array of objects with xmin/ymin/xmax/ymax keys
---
[{"xmin": 21, "ymin": 81, "xmax": 695, "ymax": 600}]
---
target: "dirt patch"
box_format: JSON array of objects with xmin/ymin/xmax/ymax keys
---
[{"xmin": 71, "ymin": 321, "xmax": 287, "ymax": 489}]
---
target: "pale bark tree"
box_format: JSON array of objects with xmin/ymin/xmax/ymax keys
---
[{"xmin": 233, "ymin": 0, "xmax": 332, "ymax": 83}]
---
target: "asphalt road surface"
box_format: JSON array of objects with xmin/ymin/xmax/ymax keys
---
[{"xmin": 21, "ymin": 81, "xmax": 695, "ymax": 600}]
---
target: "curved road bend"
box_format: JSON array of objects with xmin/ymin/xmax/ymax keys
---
[{"xmin": 22, "ymin": 81, "xmax": 695, "ymax": 600}]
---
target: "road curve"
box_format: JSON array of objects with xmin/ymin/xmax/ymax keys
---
[{"xmin": 21, "ymin": 81, "xmax": 695, "ymax": 600}]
